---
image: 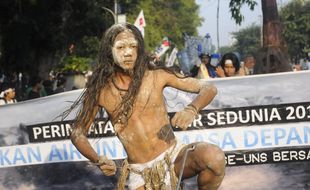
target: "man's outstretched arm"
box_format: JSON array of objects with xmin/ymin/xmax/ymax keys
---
[
  {"xmin": 189, "ymin": 80, "xmax": 217, "ymax": 111},
  {"xmin": 162, "ymin": 70, "xmax": 217, "ymax": 129}
]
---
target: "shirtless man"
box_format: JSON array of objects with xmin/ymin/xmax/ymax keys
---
[{"xmin": 70, "ymin": 23, "xmax": 225, "ymax": 190}]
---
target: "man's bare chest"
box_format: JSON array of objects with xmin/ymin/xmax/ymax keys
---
[{"xmin": 99, "ymin": 76, "xmax": 164, "ymax": 115}]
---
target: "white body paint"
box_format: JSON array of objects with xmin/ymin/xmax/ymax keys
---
[{"xmin": 112, "ymin": 31, "xmax": 138, "ymax": 71}]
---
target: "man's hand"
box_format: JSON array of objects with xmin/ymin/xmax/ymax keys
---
[
  {"xmin": 171, "ymin": 105, "xmax": 197, "ymax": 130},
  {"xmin": 96, "ymin": 156, "xmax": 117, "ymax": 176}
]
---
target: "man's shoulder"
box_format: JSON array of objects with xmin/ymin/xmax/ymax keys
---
[
  {"xmin": 148, "ymin": 68, "xmax": 173, "ymax": 76},
  {"xmin": 147, "ymin": 69, "xmax": 174, "ymax": 81}
]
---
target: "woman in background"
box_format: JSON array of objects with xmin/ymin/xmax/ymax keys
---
[{"xmin": 216, "ymin": 52, "xmax": 245, "ymax": 77}]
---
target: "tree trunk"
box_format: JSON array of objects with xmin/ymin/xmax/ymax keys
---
[{"xmin": 254, "ymin": 0, "xmax": 291, "ymax": 74}]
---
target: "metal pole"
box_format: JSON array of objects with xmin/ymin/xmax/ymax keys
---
[
  {"xmin": 114, "ymin": 0, "xmax": 118, "ymax": 24},
  {"xmin": 216, "ymin": 0, "xmax": 220, "ymax": 52},
  {"xmin": 101, "ymin": 7, "xmax": 116, "ymax": 24}
]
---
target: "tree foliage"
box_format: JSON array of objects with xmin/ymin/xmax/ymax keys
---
[
  {"xmin": 231, "ymin": 24, "xmax": 261, "ymax": 58},
  {"xmin": 123, "ymin": 0, "xmax": 202, "ymax": 50},
  {"xmin": 218, "ymin": 24, "xmax": 260, "ymax": 59},
  {"xmin": 58, "ymin": 56, "xmax": 92, "ymax": 73},
  {"xmin": 218, "ymin": 45, "xmax": 236, "ymax": 56},
  {"xmin": 228, "ymin": 0, "xmax": 293, "ymax": 74},
  {"xmin": 229, "ymin": 0, "xmax": 257, "ymax": 25},
  {"xmin": 279, "ymin": 0, "xmax": 310, "ymax": 60},
  {"xmin": 0, "ymin": 0, "xmax": 109, "ymax": 76},
  {"xmin": 0, "ymin": 0, "xmax": 201, "ymax": 76}
]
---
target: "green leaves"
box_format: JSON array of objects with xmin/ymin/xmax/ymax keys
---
[
  {"xmin": 59, "ymin": 56, "xmax": 92, "ymax": 73},
  {"xmin": 0, "ymin": 0, "xmax": 202, "ymax": 75},
  {"xmin": 229, "ymin": 0, "xmax": 257, "ymax": 25},
  {"xmin": 74, "ymin": 36, "xmax": 100, "ymax": 59},
  {"xmin": 231, "ymin": 24, "xmax": 261, "ymax": 58},
  {"xmin": 123, "ymin": 0, "xmax": 202, "ymax": 50},
  {"xmin": 280, "ymin": 0, "xmax": 310, "ymax": 59}
]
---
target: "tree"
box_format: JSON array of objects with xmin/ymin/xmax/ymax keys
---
[
  {"xmin": 231, "ymin": 24, "xmax": 261, "ymax": 59},
  {"xmin": 229, "ymin": 0, "xmax": 292, "ymax": 74},
  {"xmin": 279, "ymin": 0, "xmax": 310, "ymax": 60},
  {"xmin": 123, "ymin": 0, "xmax": 202, "ymax": 50},
  {"xmin": 0, "ymin": 0, "xmax": 202, "ymax": 77},
  {"xmin": 218, "ymin": 46, "xmax": 236, "ymax": 56},
  {"xmin": 229, "ymin": 0, "xmax": 257, "ymax": 25},
  {"xmin": 0, "ymin": 0, "xmax": 111, "ymax": 77}
]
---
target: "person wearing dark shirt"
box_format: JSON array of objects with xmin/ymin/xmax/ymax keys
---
[
  {"xmin": 43, "ymin": 80, "xmax": 55, "ymax": 95},
  {"xmin": 27, "ymin": 76, "xmax": 42, "ymax": 100},
  {"xmin": 54, "ymin": 77, "xmax": 66, "ymax": 94},
  {"xmin": 191, "ymin": 53, "xmax": 218, "ymax": 78}
]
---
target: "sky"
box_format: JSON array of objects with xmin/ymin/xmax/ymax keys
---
[{"xmin": 195, "ymin": 0, "xmax": 291, "ymax": 47}]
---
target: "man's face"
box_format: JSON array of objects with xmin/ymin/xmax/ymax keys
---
[
  {"xmin": 112, "ymin": 31, "xmax": 138, "ymax": 72},
  {"xmin": 244, "ymin": 57, "xmax": 255, "ymax": 69}
]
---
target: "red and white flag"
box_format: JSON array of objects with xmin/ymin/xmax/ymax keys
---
[
  {"xmin": 134, "ymin": 10, "xmax": 146, "ymax": 37},
  {"xmin": 155, "ymin": 37, "xmax": 170, "ymax": 57}
]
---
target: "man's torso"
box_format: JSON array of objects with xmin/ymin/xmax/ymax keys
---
[{"xmin": 99, "ymin": 69, "xmax": 175, "ymax": 163}]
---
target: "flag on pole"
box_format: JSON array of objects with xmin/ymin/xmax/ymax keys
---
[
  {"xmin": 134, "ymin": 10, "xmax": 146, "ymax": 37},
  {"xmin": 155, "ymin": 37, "xmax": 170, "ymax": 57}
]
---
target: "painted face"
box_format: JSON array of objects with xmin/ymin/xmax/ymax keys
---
[
  {"xmin": 112, "ymin": 31, "xmax": 138, "ymax": 72},
  {"xmin": 223, "ymin": 59, "xmax": 236, "ymax": 77}
]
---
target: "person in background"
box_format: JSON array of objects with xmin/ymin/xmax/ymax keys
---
[
  {"xmin": 191, "ymin": 53, "xmax": 218, "ymax": 78},
  {"xmin": 190, "ymin": 53, "xmax": 207, "ymax": 78},
  {"xmin": 292, "ymin": 63, "xmax": 302, "ymax": 71},
  {"xmin": 299, "ymin": 58, "xmax": 308, "ymax": 70},
  {"xmin": 216, "ymin": 52, "xmax": 244, "ymax": 77},
  {"xmin": 209, "ymin": 53, "xmax": 221, "ymax": 77},
  {"xmin": 43, "ymin": 71, "xmax": 56, "ymax": 96},
  {"xmin": 26, "ymin": 76, "xmax": 43, "ymax": 100},
  {"xmin": 43, "ymin": 80, "xmax": 55, "ymax": 95},
  {"xmin": 0, "ymin": 85, "xmax": 17, "ymax": 105},
  {"xmin": 54, "ymin": 77, "xmax": 67, "ymax": 94},
  {"xmin": 307, "ymin": 58, "xmax": 310, "ymax": 70},
  {"xmin": 242, "ymin": 55, "xmax": 256, "ymax": 75}
]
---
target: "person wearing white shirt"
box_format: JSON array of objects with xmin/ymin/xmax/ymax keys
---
[{"xmin": 0, "ymin": 87, "xmax": 17, "ymax": 105}]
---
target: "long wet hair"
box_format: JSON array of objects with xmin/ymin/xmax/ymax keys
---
[{"xmin": 64, "ymin": 23, "xmax": 171, "ymax": 133}]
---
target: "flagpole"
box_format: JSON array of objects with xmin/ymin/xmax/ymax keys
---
[
  {"xmin": 101, "ymin": 7, "xmax": 116, "ymax": 24},
  {"xmin": 114, "ymin": 0, "xmax": 118, "ymax": 24},
  {"xmin": 216, "ymin": 0, "xmax": 220, "ymax": 52},
  {"xmin": 101, "ymin": 0, "xmax": 118, "ymax": 24}
]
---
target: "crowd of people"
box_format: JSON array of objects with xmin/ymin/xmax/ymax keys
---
[
  {"xmin": 189, "ymin": 52, "xmax": 310, "ymax": 79},
  {"xmin": 189, "ymin": 52, "xmax": 253, "ymax": 78},
  {"xmin": 0, "ymin": 71, "xmax": 68, "ymax": 106}
]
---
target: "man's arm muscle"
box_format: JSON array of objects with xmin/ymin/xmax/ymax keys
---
[
  {"xmin": 162, "ymin": 70, "xmax": 217, "ymax": 111},
  {"xmin": 71, "ymin": 105, "xmax": 100, "ymax": 163}
]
